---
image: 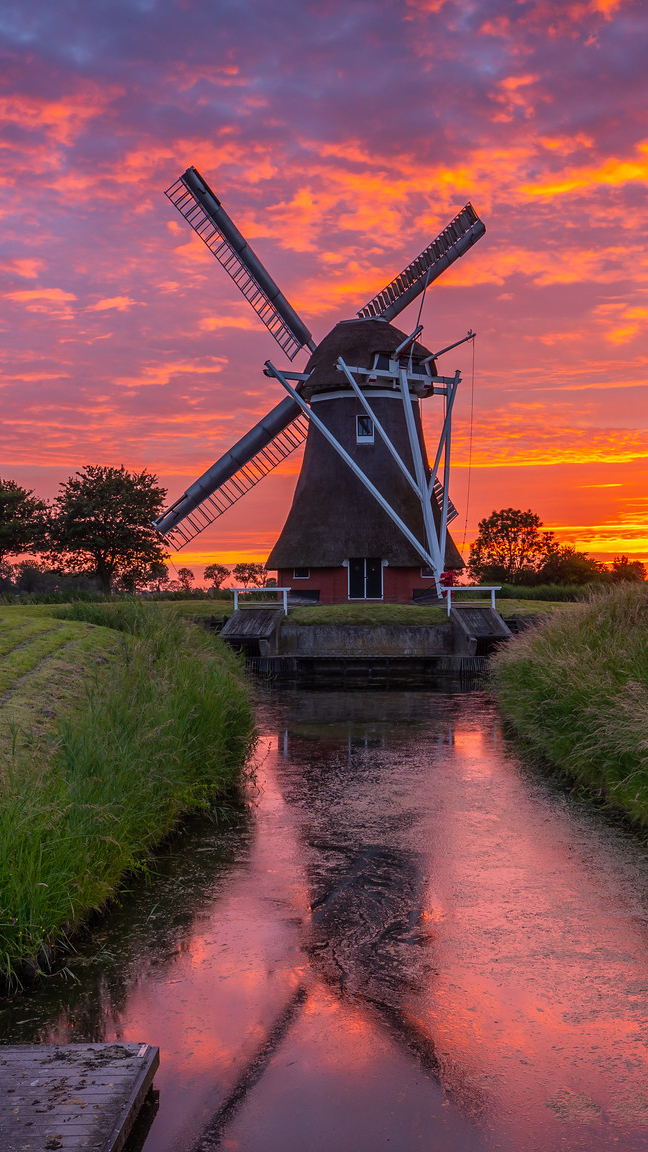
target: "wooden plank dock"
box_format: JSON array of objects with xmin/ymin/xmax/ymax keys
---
[{"xmin": 0, "ymin": 1042, "xmax": 159, "ymax": 1152}]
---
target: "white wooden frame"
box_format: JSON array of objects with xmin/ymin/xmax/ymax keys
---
[
  {"xmin": 444, "ymin": 586, "xmax": 501, "ymax": 616},
  {"xmin": 232, "ymin": 587, "xmax": 291, "ymax": 615},
  {"xmin": 265, "ymin": 350, "xmax": 460, "ymax": 598}
]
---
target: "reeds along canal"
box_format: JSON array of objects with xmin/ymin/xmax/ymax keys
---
[{"xmin": 5, "ymin": 688, "xmax": 648, "ymax": 1151}]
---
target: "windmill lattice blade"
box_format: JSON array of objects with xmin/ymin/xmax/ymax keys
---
[
  {"xmin": 358, "ymin": 203, "xmax": 485, "ymax": 322},
  {"xmin": 166, "ymin": 167, "xmax": 313, "ymax": 361},
  {"xmin": 432, "ymin": 478, "xmax": 458, "ymax": 524},
  {"xmin": 154, "ymin": 404, "xmax": 309, "ymax": 550}
]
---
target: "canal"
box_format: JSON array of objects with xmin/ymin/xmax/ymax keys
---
[{"xmin": 3, "ymin": 689, "xmax": 648, "ymax": 1151}]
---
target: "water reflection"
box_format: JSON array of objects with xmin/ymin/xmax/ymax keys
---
[
  {"xmin": 0, "ymin": 816, "xmax": 253, "ymax": 1048},
  {"xmin": 3, "ymin": 690, "xmax": 648, "ymax": 1151}
]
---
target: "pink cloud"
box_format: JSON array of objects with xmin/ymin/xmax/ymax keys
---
[{"xmin": 87, "ymin": 296, "xmax": 141, "ymax": 312}]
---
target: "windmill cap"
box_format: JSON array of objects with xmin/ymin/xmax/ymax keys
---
[{"xmin": 301, "ymin": 318, "xmax": 435, "ymax": 400}]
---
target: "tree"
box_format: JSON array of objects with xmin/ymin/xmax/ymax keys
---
[
  {"xmin": 116, "ymin": 560, "xmax": 170, "ymax": 594},
  {"xmin": 147, "ymin": 561, "xmax": 169, "ymax": 592},
  {"xmin": 610, "ymin": 555, "xmax": 646, "ymax": 582},
  {"xmin": 50, "ymin": 465, "xmax": 167, "ymax": 594},
  {"xmin": 0, "ymin": 562, "xmax": 15, "ymax": 592},
  {"xmin": 177, "ymin": 566, "xmax": 195, "ymax": 591},
  {"xmin": 232, "ymin": 561, "xmax": 268, "ymax": 588},
  {"xmin": 468, "ymin": 508, "xmax": 558, "ymax": 585},
  {"xmin": 538, "ymin": 546, "xmax": 607, "ymax": 586},
  {"xmin": 204, "ymin": 562, "xmax": 230, "ymax": 589},
  {"xmin": 0, "ymin": 477, "xmax": 48, "ymax": 565}
]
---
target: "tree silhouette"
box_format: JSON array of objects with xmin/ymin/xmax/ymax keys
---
[
  {"xmin": 611, "ymin": 555, "xmax": 646, "ymax": 582},
  {"xmin": 50, "ymin": 465, "xmax": 167, "ymax": 594},
  {"xmin": 468, "ymin": 508, "xmax": 557, "ymax": 584},
  {"xmin": 178, "ymin": 566, "xmax": 195, "ymax": 591},
  {"xmin": 0, "ymin": 477, "xmax": 48, "ymax": 565},
  {"xmin": 232, "ymin": 562, "xmax": 267, "ymax": 588},
  {"xmin": 204, "ymin": 562, "xmax": 230, "ymax": 589}
]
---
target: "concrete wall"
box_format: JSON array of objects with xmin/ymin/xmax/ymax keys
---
[{"xmin": 278, "ymin": 622, "xmax": 454, "ymax": 657}]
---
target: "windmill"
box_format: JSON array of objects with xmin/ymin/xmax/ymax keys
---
[{"xmin": 154, "ymin": 166, "xmax": 485, "ymax": 601}]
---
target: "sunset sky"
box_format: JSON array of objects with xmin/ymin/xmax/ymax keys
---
[{"xmin": 1, "ymin": 0, "xmax": 647, "ymax": 577}]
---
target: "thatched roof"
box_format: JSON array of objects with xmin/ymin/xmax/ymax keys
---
[
  {"xmin": 300, "ymin": 317, "xmax": 436, "ymax": 400},
  {"xmin": 267, "ymin": 388, "xmax": 464, "ymax": 571}
]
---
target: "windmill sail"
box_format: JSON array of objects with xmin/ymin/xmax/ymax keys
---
[
  {"xmin": 154, "ymin": 397, "xmax": 308, "ymax": 549},
  {"xmin": 358, "ymin": 203, "xmax": 485, "ymax": 322},
  {"xmin": 166, "ymin": 166, "xmax": 314, "ymax": 361},
  {"xmin": 432, "ymin": 478, "xmax": 458, "ymax": 524}
]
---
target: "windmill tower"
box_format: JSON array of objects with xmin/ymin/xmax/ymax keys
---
[{"xmin": 154, "ymin": 167, "xmax": 485, "ymax": 602}]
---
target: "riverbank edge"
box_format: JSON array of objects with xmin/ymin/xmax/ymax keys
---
[
  {"xmin": 0, "ymin": 601, "xmax": 255, "ymax": 989},
  {"xmin": 491, "ymin": 584, "xmax": 648, "ymax": 829}
]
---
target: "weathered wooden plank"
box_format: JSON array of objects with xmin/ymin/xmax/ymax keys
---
[
  {"xmin": 0, "ymin": 1042, "xmax": 159, "ymax": 1152},
  {"xmin": 221, "ymin": 607, "xmax": 283, "ymax": 640}
]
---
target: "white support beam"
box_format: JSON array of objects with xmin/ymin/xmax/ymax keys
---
[
  {"xmin": 428, "ymin": 370, "xmax": 460, "ymax": 499},
  {"xmin": 265, "ymin": 360, "xmax": 438, "ymax": 572},
  {"xmin": 439, "ymin": 373, "xmax": 458, "ymax": 561},
  {"xmin": 399, "ymin": 368, "xmax": 443, "ymax": 594}
]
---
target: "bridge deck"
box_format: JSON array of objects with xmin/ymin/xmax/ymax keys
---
[{"xmin": 0, "ymin": 1042, "xmax": 159, "ymax": 1152}]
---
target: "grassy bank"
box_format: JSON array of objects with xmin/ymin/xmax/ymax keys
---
[
  {"xmin": 492, "ymin": 584, "xmax": 648, "ymax": 825},
  {"xmin": 0, "ymin": 601, "xmax": 254, "ymax": 986}
]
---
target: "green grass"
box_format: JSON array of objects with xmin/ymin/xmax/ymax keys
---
[
  {"xmin": 492, "ymin": 583, "xmax": 648, "ymax": 826},
  {"xmin": 495, "ymin": 599, "xmax": 570, "ymax": 619},
  {"xmin": 286, "ymin": 603, "xmax": 450, "ymax": 625},
  {"xmin": 0, "ymin": 616, "xmax": 62, "ymax": 657},
  {"xmin": 0, "ymin": 601, "xmax": 254, "ymax": 985},
  {"xmin": 286, "ymin": 598, "xmax": 565, "ymax": 626},
  {"xmin": 0, "ymin": 609, "xmax": 122, "ymax": 755},
  {"xmin": 0, "ymin": 622, "xmax": 91, "ymax": 694},
  {"xmin": 495, "ymin": 583, "xmax": 596, "ymax": 601}
]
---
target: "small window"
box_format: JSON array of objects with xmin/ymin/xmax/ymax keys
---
[
  {"xmin": 356, "ymin": 414, "xmax": 374, "ymax": 443},
  {"xmin": 293, "ymin": 567, "xmax": 310, "ymax": 579},
  {"xmin": 421, "ymin": 566, "xmax": 435, "ymax": 579}
]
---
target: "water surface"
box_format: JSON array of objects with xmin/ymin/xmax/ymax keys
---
[{"xmin": 3, "ymin": 690, "xmax": 648, "ymax": 1151}]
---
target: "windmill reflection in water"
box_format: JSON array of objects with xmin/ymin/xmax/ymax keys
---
[{"xmin": 191, "ymin": 710, "xmax": 487, "ymax": 1151}]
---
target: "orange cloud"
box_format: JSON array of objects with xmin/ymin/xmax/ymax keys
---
[
  {"xmin": 0, "ymin": 88, "xmax": 116, "ymax": 146},
  {"xmin": 450, "ymin": 407, "xmax": 648, "ymax": 468},
  {"xmin": 522, "ymin": 140, "xmax": 648, "ymax": 198},
  {"xmin": 4, "ymin": 287, "xmax": 77, "ymax": 319},
  {"xmin": 2, "ymin": 258, "xmax": 46, "ymax": 279},
  {"xmin": 538, "ymin": 133, "xmax": 594, "ymax": 154},
  {"xmin": 6, "ymin": 287, "xmax": 76, "ymax": 303},
  {"xmin": 114, "ymin": 357, "xmax": 228, "ymax": 389},
  {"xmin": 88, "ymin": 296, "xmax": 141, "ymax": 312},
  {"xmin": 593, "ymin": 300, "xmax": 648, "ymax": 344},
  {"xmin": 169, "ymin": 63, "xmax": 245, "ymax": 91},
  {"xmin": 199, "ymin": 314, "xmax": 260, "ymax": 332},
  {"xmin": 491, "ymin": 73, "xmax": 542, "ymax": 122}
]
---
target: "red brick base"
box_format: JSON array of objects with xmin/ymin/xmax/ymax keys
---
[{"xmin": 277, "ymin": 566, "xmax": 438, "ymax": 604}]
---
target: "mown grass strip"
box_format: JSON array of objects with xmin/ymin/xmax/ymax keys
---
[
  {"xmin": 0, "ymin": 622, "xmax": 123, "ymax": 766},
  {"xmin": 492, "ymin": 584, "xmax": 648, "ymax": 826},
  {"xmin": 0, "ymin": 601, "xmax": 254, "ymax": 986},
  {"xmin": 0, "ymin": 623, "xmax": 84, "ymax": 695},
  {"xmin": 0, "ymin": 617, "xmax": 61, "ymax": 658}
]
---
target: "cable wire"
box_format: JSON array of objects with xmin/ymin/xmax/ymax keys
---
[
  {"xmin": 415, "ymin": 265, "xmax": 433, "ymax": 330},
  {"xmin": 461, "ymin": 335, "xmax": 476, "ymax": 552}
]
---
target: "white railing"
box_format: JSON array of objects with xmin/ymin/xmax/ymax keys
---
[
  {"xmin": 443, "ymin": 586, "xmax": 501, "ymax": 616},
  {"xmin": 231, "ymin": 587, "xmax": 291, "ymax": 616}
]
